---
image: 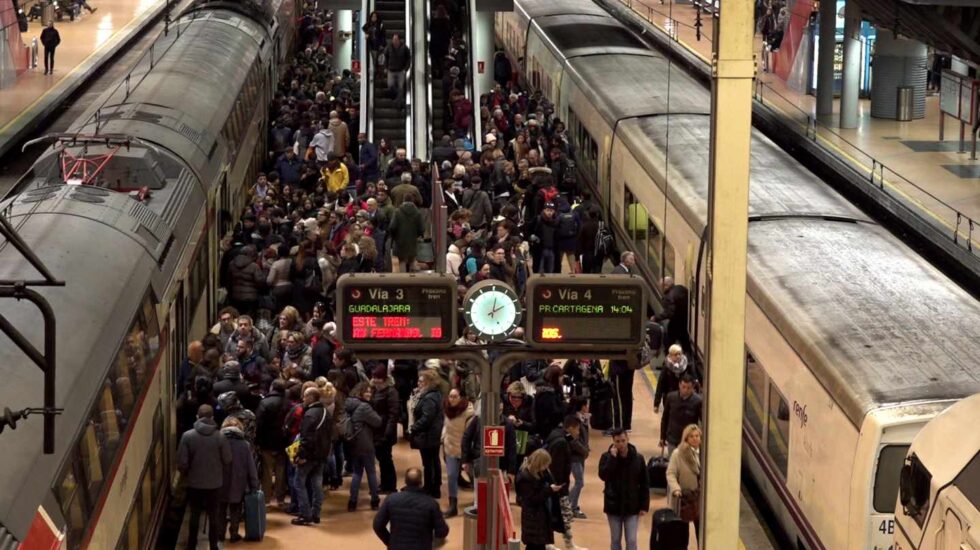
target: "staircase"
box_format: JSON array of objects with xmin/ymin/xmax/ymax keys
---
[{"xmin": 372, "ymin": 0, "xmax": 407, "ymax": 149}]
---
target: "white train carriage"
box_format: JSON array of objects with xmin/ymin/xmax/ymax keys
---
[
  {"xmin": 502, "ymin": 1, "xmax": 980, "ymax": 548},
  {"xmin": 894, "ymin": 394, "xmax": 980, "ymax": 550}
]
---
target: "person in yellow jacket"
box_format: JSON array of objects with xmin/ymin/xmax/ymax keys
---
[{"xmin": 321, "ymin": 153, "xmax": 350, "ymax": 195}]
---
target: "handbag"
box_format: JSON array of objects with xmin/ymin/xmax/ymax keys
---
[
  {"xmin": 515, "ymin": 429, "xmax": 529, "ymax": 455},
  {"xmin": 285, "ymin": 434, "xmax": 301, "ymax": 464},
  {"xmin": 679, "ymin": 489, "xmax": 700, "ymax": 522}
]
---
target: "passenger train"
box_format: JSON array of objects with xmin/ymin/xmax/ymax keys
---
[
  {"xmin": 894, "ymin": 393, "xmax": 980, "ymax": 550},
  {"xmin": 497, "ymin": 1, "xmax": 980, "ymax": 548},
  {"xmin": 0, "ymin": 0, "xmax": 297, "ymax": 547}
]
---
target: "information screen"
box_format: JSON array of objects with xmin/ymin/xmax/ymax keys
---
[
  {"xmin": 527, "ymin": 276, "xmax": 646, "ymax": 348},
  {"xmin": 337, "ymin": 274, "xmax": 457, "ymax": 348}
]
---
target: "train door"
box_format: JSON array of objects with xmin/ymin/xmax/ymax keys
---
[
  {"xmin": 170, "ymin": 283, "xmax": 187, "ymax": 395},
  {"xmin": 939, "ymin": 508, "xmax": 964, "ymax": 549}
]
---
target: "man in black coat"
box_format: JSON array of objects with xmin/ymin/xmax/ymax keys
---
[
  {"xmin": 653, "ymin": 277, "xmax": 691, "ymax": 353},
  {"xmin": 373, "ymin": 468, "xmax": 449, "ymax": 549},
  {"xmin": 177, "ymin": 405, "xmax": 231, "ymax": 550},
  {"xmin": 370, "ymin": 365, "xmax": 401, "ymax": 493},
  {"xmin": 293, "ymin": 387, "xmax": 332, "ymax": 525},
  {"xmin": 40, "ymin": 22, "xmax": 60, "ymax": 75},
  {"xmin": 310, "ymin": 320, "xmax": 335, "ymax": 379},
  {"xmin": 254, "ymin": 379, "xmax": 289, "ymax": 505},
  {"xmin": 212, "ymin": 362, "xmax": 250, "ymax": 405},
  {"xmin": 598, "ymin": 429, "xmax": 649, "ymax": 550},
  {"xmin": 660, "ymin": 376, "xmax": 702, "ymax": 455}
]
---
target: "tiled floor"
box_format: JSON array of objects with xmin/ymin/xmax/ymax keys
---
[
  {"xmin": 0, "ymin": 0, "xmax": 161, "ymax": 136},
  {"xmin": 621, "ymin": 0, "xmax": 980, "ymax": 249}
]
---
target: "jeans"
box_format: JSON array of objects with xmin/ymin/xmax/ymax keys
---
[
  {"xmin": 445, "ymin": 454, "xmax": 462, "ymax": 499},
  {"xmin": 419, "ymin": 447, "xmax": 442, "ymax": 498},
  {"xmin": 387, "ymin": 70, "xmax": 407, "ymax": 108},
  {"xmin": 295, "ymin": 460, "xmax": 324, "ymax": 519},
  {"xmin": 260, "ymin": 449, "xmax": 287, "ymax": 503},
  {"xmin": 329, "ymin": 442, "xmax": 345, "ymax": 485},
  {"xmin": 607, "ymin": 514, "xmax": 640, "ymax": 550},
  {"xmin": 570, "ymin": 461, "xmax": 585, "ymax": 511},
  {"xmin": 43, "ymin": 47, "xmax": 55, "ymax": 73},
  {"xmin": 376, "ymin": 441, "xmax": 397, "ymax": 492},
  {"xmin": 538, "ymin": 248, "xmax": 556, "ymax": 274},
  {"xmin": 186, "ymin": 487, "xmax": 220, "ymax": 549},
  {"xmin": 349, "ymin": 453, "xmax": 380, "ymax": 504},
  {"xmin": 286, "ymin": 461, "xmax": 299, "ymax": 511}
]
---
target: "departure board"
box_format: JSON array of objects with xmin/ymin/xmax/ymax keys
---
[
  {"xmin": 337, "ymin": 274, "xmax": 458, "ymax": 349},
  {"xmin": 527, "ymin": 275, "xmax": 647, "ymax": 348}
]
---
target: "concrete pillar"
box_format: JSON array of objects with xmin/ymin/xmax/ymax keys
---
[
  {"xmin": 332, "ymin": 10, "xmax": 353, "ymax": 73},
  {"xmin": 815, "ymin": 0, "xmax": 837, "ymax": 119},
  {"xmin": 471, "ymin": 6, "xmax": 494, "ymax": 145},
  {"xmin": 839, "ymin": 0, "xmax": 861, "ymax": 128}
]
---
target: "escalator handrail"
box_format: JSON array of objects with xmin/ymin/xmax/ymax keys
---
[
  {"xmin": 403, "ymin": 0, "xmax": 414, "ymax": 156},
  {"xmin": 361, "ymin": 0, "xmax": 373, "ymax": 144},
  {"xmin": 465, "ymin": 1, "xmax": 480, "ymax": 144},
  {"xmin": 422, "ymin": 0, "xmax": 434, "ymax": 158}
]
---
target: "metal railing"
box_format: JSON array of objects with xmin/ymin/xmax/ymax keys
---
[
  {"xmin": 361, "ymin": 0, "xmax": 373, "ymax": 143},
  {"xmin": 403, "ymin": 0, "xmax": 414, "ymax": 156},
  {"xmin": 615, "ymin": 0, "xmax": 979, "ymax": 257}
]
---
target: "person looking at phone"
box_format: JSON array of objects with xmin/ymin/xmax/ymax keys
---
[{"xmin": 598, "ymin": 429, "xmax": 650, "ymax": 550}]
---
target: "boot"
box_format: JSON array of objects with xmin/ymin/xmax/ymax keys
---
[{"xmin": 443, "ymin": 497, "xmax": 458, "ymax": 518}]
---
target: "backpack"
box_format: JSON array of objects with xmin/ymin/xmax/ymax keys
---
[
  {"xmin": 557, "ymin": 212, "xmax": 577, "ymax": 239},
  {"xmin": 595, "ymin": 221, "xmax": 614, "ymax": 257},
  {"xmin": 338, "ymin": 409, "xmax": 357, "ymax": 442}
]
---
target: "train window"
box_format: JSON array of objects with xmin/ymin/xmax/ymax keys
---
[
  {"xmin": 624, "ymin": 186, "xmax": 650, "ymax": 263},
  {"xmin": 568, "ymin": 108, "xmax": 598, "ymax": 184},
  {"xmin": 744, "ymin": 352, "xmax": 766, "ymax": 436},
  {"xmin": 767, "ymin": 384, "xmax": 790, "ymax": 478},
  {"xmin": 57, "ymin": 292, "xmax": 159, "ymax": 545},
  {"xmin": 953, "ymin": 451, "xmax": 980, "ymax": 510},
  {"xmin": 873, "ymin": 445, "xmax": 910, "ymax": 513},
  {"xmin": 115, "ymin": 405, "xmax": 164, "ymax": 550},
  {"xmin": 900, "ymin": 454, "xmax": 932, "ymax": 526}
]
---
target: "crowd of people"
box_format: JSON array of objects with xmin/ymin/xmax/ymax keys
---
[{"xmin": 171, "ymin": 3, "xmax": 704, "ymax": 549}]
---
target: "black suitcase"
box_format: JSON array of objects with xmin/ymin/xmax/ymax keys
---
[
  {"xmin": 648, "ymin": 449, "xmax": 669, "ymax": 490},
  {"xmin": 590, "ymin": 397, "xmax": 612, "ymax": 431},
  {"xmin": 650, "ymin": 507, "xmax": 689, "ymax": 550}
]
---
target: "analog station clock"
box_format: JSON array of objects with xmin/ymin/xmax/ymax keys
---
[{"xmin": 462, "ymin": 280, "xmax": 522, "ymax": 342}]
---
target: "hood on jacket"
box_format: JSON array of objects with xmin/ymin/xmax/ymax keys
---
[
  {"xmin": 194, "ymin": 418, "xmax": 218, "ymax": 436},
  {"xmin": 218, "ymin": 391, "xmax": 243, "ymax": 412},
  {"xmin": 219, "ymin": 361, "xmax": 242, "ymax": 381},
  {"xmin": 328, "ymin": 119, "xmax": 345, "ymax": 130},
  {"xmin": 345, "ymin": 396, "xmax": 367, "ymax": 414},
  {"xmin": 232, "ymin": 254, "xmax": 254, "ymax": 269},
  {"xmin": 222, "ymin": 426, "xmax": 246, "ymax": 440},
  {"xmin": 397, "ymin": 201, "xmax": 419, "ymax": 215}
]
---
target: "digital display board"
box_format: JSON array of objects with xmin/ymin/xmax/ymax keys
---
[
  {"xmin": 337, "ymin": 274, "xmax": 457, "ymax": 349},
  {"xmin": 527, "ymin": 275, "xmax": 647, "ymax": 348}
]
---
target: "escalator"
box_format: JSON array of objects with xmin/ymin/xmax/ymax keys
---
[{"xmin": 371, "ymin": 0, "xmax": 407, "ymax": 149}]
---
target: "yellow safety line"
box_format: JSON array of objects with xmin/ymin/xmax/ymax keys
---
[
  {"xmin": 0, "ymin": 5, "xmax": 160, "ymax": 136},
  {"xmin": 640, "ymin": 365, "xmax": 747, "ymax": 549},
  {"xmin": 629, "ymin": 0, "xmax": 980, "ymax": 251}
]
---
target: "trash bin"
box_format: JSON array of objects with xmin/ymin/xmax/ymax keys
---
[
  {"xmin": 463, "ymin": 505, "xmax": 479, "ymax": 550},
  {"xmin": 896, "ymin": 86, "xmax": 914, "ymax": 121}
]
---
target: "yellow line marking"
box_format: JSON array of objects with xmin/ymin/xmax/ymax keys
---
[
  {"xmin": 0, "ymin": 3, "xmax": 163, "ymax": 136},
  {"xmin": 623, "ymin": 0, "xmax": 980, "ymax": 251}
]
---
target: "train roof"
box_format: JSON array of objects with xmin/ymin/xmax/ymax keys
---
[
  {"xmin": 532, "ymin": 15, "xmax": 653, "ymax": 58},
  {"xmin": 515, "ymin": 0, "xmax": 612, "ymax": 20},
  {"xmin": 0, "ymin": 187, "xmax": 158, "ymax": 536},
  {"xmin": 614, "ymin": 112, "xmax": 980, "ymax": 425},
  {"xmin": 748, "ymin": 219, "xmax": 980, "ymax": 426},
  {"xmin": 564, "ymin": 54, "xmax": 708, "ymax": 121}
]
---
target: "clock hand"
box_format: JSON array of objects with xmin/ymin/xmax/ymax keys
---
[{"xmin": 489, "ymin": 297, "xmax": 498, "ymax": 318}]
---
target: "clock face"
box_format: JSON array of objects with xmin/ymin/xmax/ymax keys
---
[{"xmin": 463, "ymin": 282, "xmax": 522, "ymax": 342}]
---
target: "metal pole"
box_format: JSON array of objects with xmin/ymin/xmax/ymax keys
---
[{"xmin": 703, "ymin": 0, "xmax": 754, "ymax": 546}]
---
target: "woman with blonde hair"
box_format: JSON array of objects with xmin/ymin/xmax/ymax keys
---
[
  {"xmin": 441, "ymin": 388, "xmax": 474, "ymax": 517},
  {"xmin": 667, "ymin": 424, "xmax": 702, "ymax": 541},
  {"xmin": 410, "ymin": 368, "xmax": 446, "ymax": 497},
  {"xmin": 516, "ymin": 449, "xmax": 561, "ymax": 550}
]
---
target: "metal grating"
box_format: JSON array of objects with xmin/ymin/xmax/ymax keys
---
[{"xmin": 0, "ymin": 524, "xmax": 18, "ymax": 550}]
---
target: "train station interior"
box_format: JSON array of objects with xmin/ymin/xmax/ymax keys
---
[{"xmin": 0, "ymin": 0, "xmax": 978, "ymax": 548}]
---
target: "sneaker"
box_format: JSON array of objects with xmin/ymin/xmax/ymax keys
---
[
  {"xmin": 291, "ymin": 516, "xmax": 312, "ymax": 526},
  {"xmin": 573, "ymin": 510, "xmax": 588, "ymax": 519}
]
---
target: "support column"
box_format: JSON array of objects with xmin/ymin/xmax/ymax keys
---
[
  {"xmin": 839, "ymin": 0, "xmax": 861, "ymax": 128},
  {"xmin": 470, "ymin": 5, "xmax": 494, "ymax": 144},
  {"xmin": 815, "ymin": 0, "xmax": 837, "ymax": 119},
  {"xmin": 332, "ymin": 10, "xmax": 353, "ymax": 73},
  {"xmin": 703, "ymin": 0, "xmax": 753, "ymax": 546}
]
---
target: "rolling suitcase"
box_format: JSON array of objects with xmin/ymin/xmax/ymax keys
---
[
  {"xmin": 244, "ymin": 490, "xmax": 266, "ymax": 541},
  {"xmin": 650, "ymin": 507, "xmax": 689, "ymax": 550},
  {"xmin": 590, "ymin": 397, "xmax": 612, "ymax": 431},
  {"xmin": 648, "ymin": 449, "xmax": 669, "ymax": 490}
]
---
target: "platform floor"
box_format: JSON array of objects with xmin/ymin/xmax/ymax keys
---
[
  {"xmin": 0, "ymin": 0, "xmax": 164, "ymax": 154},
  {"xmin": 198, "ymin": 367, "xmax": 774, "ymax": 549},
  {"xmin": 621, "ymin": 0, "xmax": 980, "ymax": 250}
]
